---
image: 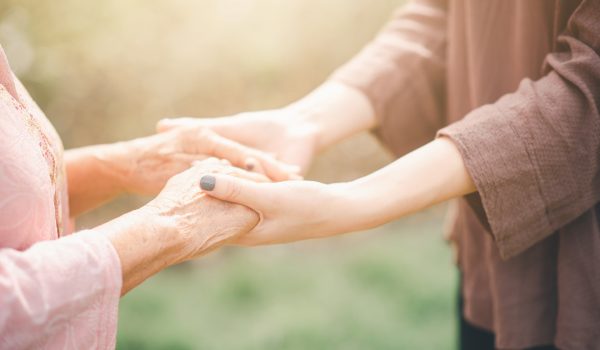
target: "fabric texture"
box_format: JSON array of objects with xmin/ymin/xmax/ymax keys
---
[
  {"xmin": 0, "ymin": 46, "xmax": 122, "ymax": 349},
  {"xmin": 331, "ymin": 0, "xmax": 600, "ymax": 349}
]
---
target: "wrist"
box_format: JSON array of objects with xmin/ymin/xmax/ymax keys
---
[
  {"xmin": 103, "ymin": 207, "xmax": 186, "ymax": 264},
  {"xmin": 328, "ymin": 180, "xmax": 384, "ymax": 233},
  {"xmin": 313, "ymin": 182, "xmax": 369, "ymax": 236},
  {"xmin": 286, "ymin": 81, "xmax": 376, "ymax": 152},
  {"xmin": 65, "ymin": 144, "xmax": 132, "ymax": 216},
  {"xmin": 281, "ymin": 103, "xmax": 323, "ymax": 151},
  {"xmin": 96, "ymin": 138, "xmax": 159, "ymax": 195},
  {"xmin": 98, "ymin": 207, "xmax": 186, "ymax": 294},
  {"xmin": 86, "ymin": 142, "xmax": 132, "ymax": 194}
]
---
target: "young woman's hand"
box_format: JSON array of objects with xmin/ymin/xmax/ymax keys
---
[
  {"xmin": 156, "ymin": 81, "xmax": 377, "ymax": 175},
  {"xmin": 157, "ymin": 108, "xmax": 319, "ymax": 174},
  {"xmin": 195, "ymin": 138, "xmax": 477, "ymax": 248},
  {"xmin": 196, "ymin": 174, "xmax": 355, "ymax": 246}
]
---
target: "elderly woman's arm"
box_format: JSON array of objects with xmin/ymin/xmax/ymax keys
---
[
  {"xmin": 0, "ymin": 161, "xmax": 258, "ymax": 349},
  {"xmin": 66, "ymin": 126, "xmax": 300, "ymax": 217}
]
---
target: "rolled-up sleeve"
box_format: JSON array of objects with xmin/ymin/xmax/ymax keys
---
[
  {"xmin": 0, "ymin": 230, "xmax": 122, "ymax": 349},
  {"xmin": 330, "ymin": 0, "xmax": 448, "ymax": 156},
  {"xmin": 438, "ymin": 0, "xmax": 600, "ymax": 259}
]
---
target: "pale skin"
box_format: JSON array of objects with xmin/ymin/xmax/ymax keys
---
[
  {"xmin": 66, "ymin": 126, "xmax": 300, "ymax": 216},
  {"xmin": 65, "ymin": 129, "xmax": 299, "ymax": 295},
  {"xmin": 158, "ymin": 81, "xmax": 477, "ymax": 246}
]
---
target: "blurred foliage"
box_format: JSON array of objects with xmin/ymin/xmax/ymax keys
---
[
  {"xmin": 118, "ymin": 212, "xmax": 457, "ymax": 350},
  {"xmin": 0, "ymin": 1, "xmax": 458, "ymax": 349}
]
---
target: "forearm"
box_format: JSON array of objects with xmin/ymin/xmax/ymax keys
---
[
  {"xmin": 199, "ymin": 137, "xmax": 475, "ymax": 246},
  {"xmin": 288, "ymin": 81, "xmax": 376, "ymax": 152},
  {"xmin": 94, "ymin": 208, "xmax": 184, "ymax": 295},
  {"xmin": 335, "ymin": 137, "xmax": 475, "ymax": 232},
  {"xmin": 65, "ymin": 144, "xmax": 129, "ymax": 217}
]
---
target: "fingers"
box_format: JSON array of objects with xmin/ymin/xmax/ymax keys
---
[
  {"xmin": 203, "ymin": 132, "xmax": 301, "ymax": 181},
  {"xmin": 254, "ymin": 154, "xmax": 302, "ymax": 182},
  {"xmin": 199, "ymin": 174, "xmax": 269, "ymax": 211},
  {"xmin": 159, "ymin": 117, "xmax": 302, "ymax": 180},
  {"xmin": 192, "ymin": 158, "xmax": 270, "ymax": 183}
]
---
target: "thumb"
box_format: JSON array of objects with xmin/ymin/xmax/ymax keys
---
[
  {"xmin": 199, "ymin": 174, "xmax": 268, "ymax": 211},
  {"xmin": 156, "ymin": 117, "xmax": 199, "ymax": 132}
]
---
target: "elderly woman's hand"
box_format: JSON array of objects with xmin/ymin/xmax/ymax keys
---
[
  {"xmin": 113, "ymin": 126, "xmax": 300, "ymax": 195},
  {"xmin": 97, "ymin": 158, "xmax": 264, "ymax": 294},
  {"xmin": 66, "ymin": 126, "xmax": 300, "ymax": 216}
]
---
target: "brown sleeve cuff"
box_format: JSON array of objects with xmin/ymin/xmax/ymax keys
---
[{"xmin": 437, "ymin": 104, "xmax": 554, "ymax": 260}]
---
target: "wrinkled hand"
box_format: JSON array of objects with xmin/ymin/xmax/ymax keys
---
[
  {"xmin": 157, "ymin": 108, "xmax": 319, "ymax": 174},
  {"xmin": 112, "ymin": 126, "xmax": 300, "ymax": 195},
  {"xmin": 141, "ymin": 158, "xmax": 265, "ymax": 261},
  {"xmin": 196, "ymin": 173, "xmax": 351, "ymax": 246}
]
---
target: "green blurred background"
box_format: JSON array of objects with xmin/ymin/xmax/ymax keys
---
[{"xmin": 0, "ymin": 1, "xmax": 457, "ymax": 349}]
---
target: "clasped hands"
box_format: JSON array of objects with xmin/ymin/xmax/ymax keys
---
[
  {"xmin": 153, "ymin": 105, "xmax": 352, "ymax": 246},
  {"xmin": 154, "ymin": 107, "xmax": 370, "ymax": 249},
  {"xmin": 89, "ymin": 107, "xmax": 334, "ymax": 293},
  {"xmin": 92, "ymin": 82, "xmax": 471, "ymax": 294},
  {"xmin": 95, "ymin": 103, "xmax": 352, "ymax": 283}
]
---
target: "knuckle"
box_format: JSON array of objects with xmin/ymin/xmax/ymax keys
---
[
  {"xmin": 202, "ymin": 133, "xmax": 218, "ymax": 154},
  {"xmin": 197, "ymin": 127, "xmax": 214, "ymax": 138},
  {"xmin": 225, "ymin": 181, "xmax": 242, "ymax": 200}
]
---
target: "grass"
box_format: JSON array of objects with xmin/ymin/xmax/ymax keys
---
[{"xmin": 117, "ymin": 207, "xmax": 457, "ymax": 350}]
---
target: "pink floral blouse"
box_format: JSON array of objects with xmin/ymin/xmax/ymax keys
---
[{"xmin": 0, "ymin": 46, "xmax": 121, "ymax": 349}]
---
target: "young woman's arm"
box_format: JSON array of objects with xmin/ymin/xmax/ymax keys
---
[
  {"xmin": 157, "ymin": 81, "xmax": 376, "ymax": 173},
  {"xmin": 197, "ymin": 137, "xmax": 475, "ymax": 246}
]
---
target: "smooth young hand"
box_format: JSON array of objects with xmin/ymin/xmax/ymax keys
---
[
  {"xmin": 156, "ymin": 81, "xmax": 377, "ymax": 174},
  {"xmin": 157, "ymin": 108, "xmax": 319, "ymax": 174},
  {"xmin": 198, "ymin": 175, "xmax": 351, "ymax": 246},
  {"xmin": 197, "ymin": 138, "xmax": 476, "ymax": 247}
]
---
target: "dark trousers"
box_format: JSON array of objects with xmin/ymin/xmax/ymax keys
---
[{"xmin": 458, "ymin": 280, "xmax": 557, "ymax": 350}]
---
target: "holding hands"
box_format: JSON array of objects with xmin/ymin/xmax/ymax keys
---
[
  {"xmin": 199, "ymin": 175, "xmax": 349, "ymax": 246},
  {"xmin": 67, "ymin": 121, "xmax": 301, "ymax": 216},
  {"xmin": 86, "ymin": 79, "xmax": 473, "ymax": 292},
  {"xmin": 111, "ymin": 125, "xmax": 302, "ymax": 194},
  {"xmin": 66, "ymin": 80, "xmax": 474, "ymax": 295},
  {"xmin": 100, "ymin": 158, "xmax": 265, "ymax": 294}
]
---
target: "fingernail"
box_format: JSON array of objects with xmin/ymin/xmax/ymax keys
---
[
  {"xmin": 245, "ymin": 159, "xmax": 256, "ymax": 171},
  {"xmin": 200, "ymin": 175, "xmax": 216, "ymax": 191}
]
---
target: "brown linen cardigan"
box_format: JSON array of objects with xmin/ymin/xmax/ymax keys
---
[{"xmin": 331, "ymin": 0, "xmax": 600, "ymax": 349}]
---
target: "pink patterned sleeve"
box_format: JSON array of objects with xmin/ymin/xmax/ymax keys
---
[{"xmin": 0, "ymin": 230, "xmax": 122, "ymax": 349}]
